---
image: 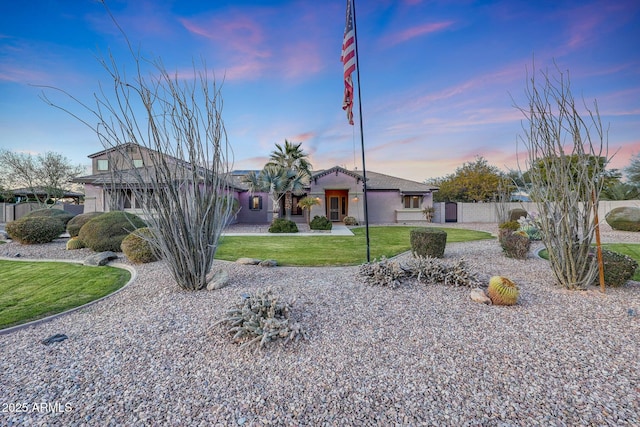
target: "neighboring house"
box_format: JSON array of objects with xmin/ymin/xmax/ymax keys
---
[{"xmin": 74, "ymin": 144, "xmax": 438, "ymax": 224}]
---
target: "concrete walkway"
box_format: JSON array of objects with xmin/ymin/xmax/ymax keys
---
[{"xmin": 223, "ymin": 223, "xmax": 354, "ymax": 236}]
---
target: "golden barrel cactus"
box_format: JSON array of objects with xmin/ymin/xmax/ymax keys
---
[
  {"xmin": 66, "ymin": 237, "xmax": 85, "ymax": 250},
  {"xmin": 488, "ymin": 276, "xmax": 519, "ymax": 306}
]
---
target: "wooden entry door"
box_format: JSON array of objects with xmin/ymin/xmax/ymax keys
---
[{"xmin": 325, "ymin": 190, "xmax": 348, "ymax": 222}]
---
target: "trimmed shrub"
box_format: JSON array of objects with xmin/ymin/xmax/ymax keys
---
[
  {"xmin": 343, "ymin": 216, "xmax": 358, "ymax": 226},
  {"xmin": 23, "ymin": 208, "xmax": 75, "ymax": 226},
  {"xmin": 268, "ymin": 218, "xmax": 298, "ymax": 233},
  {"xmin": 310, "ymin": 215, "xmax": 332, "ymax": 230},
  {"xmin": 488, "ymin": 276, "xmax": 520, "ymax": 306},
  {"xmin": 410, "ymin": 228, "xmax": 447, "ymax": 258},
  {"xmin": 78, "ymin": 211, "xmax": 146, "ymax": 252},
  {"xmin": 6, "ymin": 216, "xmax": 65, "ymax": 244},
  {"xmin": 66, "ymin": 237, "xmax": 85, "ymax": 250},
  {"xmin": 121, "ymin": 227, "xmax": 159, "ymax": 264},
  {"xmin": 500, "ymin": 230, "xmax": 530, "ymax": 259},
  {"xmin": 605, "ymin": 207, "xmax": 640, "ymax": 232},
  {"xmin": 589, "ymin": 248, "xmax": 638, "ymax": 287},
  {"xmin": 499, "ymin": 220, "xmax": 520, "ymax": 231},
  {"xmin": 66, "ymin": 212, "xmax": 105, "ymax": 237},
  {"xmin": 508, "ymin": 208, "xmax": 527, "ymax": 222}
]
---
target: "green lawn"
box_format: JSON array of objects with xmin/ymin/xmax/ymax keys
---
[
  {"xmin": 216, "ymin": 226, "xmax": 493, "ymax": 266},
  {"xmin": 538, "ymin": 244, "xmax": 640, "ymax": 281},
  {"xmin": 0, "ymin": 260, "xmax": 131, "ymax": 330}
]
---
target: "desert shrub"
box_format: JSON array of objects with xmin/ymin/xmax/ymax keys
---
[
  {"xmin": 508, "ymin": 208, "xmax": 527, "ymax": 222},
  {"xmin": 589, "ymin": 248, "xmax": 639, "ymax": 287},
  {"xmin": 605, "ymin": 207, "xmax": 640, "ymax": 232},
  {"xmin": 517, "ymin": 213, "xmax": 543, "ymax": 241},
  {"xmin": 500, "ymin": 231, "xmax": 531, "ymax": 259},
  {"xmin": 310, "ymin": 215, "xmax": 332, "ymax": 230},
  {"xmin": 6, "ymin": 216, "xmax": 65, "ymax": 244},
  {"xmin": 66, "ymin": 237, "xmax": 85, "ymax": 250},
  {"xmin": 121, "ymin": 227, "xmax": 159, "ymax": 264},
  {"xmin": 66, "ymin": 212, "xmax": 105, "ymax": 237},
  {"xmin": 359, "ymin": 256, "xmax": 406, "ymax": 288},
  {"xmin": 215, "ymin": 288, "xmax": 307, "ymax": 349},
  {"xmin": 488, "ymin": 276, "xmax": 520, "ymax": 306},
  {"xmin": 78, "ymin": 211, "xmax": 146, "ymax": 252},
  {"xmin": 403, "ymin": 255, "xmax": 480, "ymax": 287},
  {"xmin": 268, "ymin": 218, "xmax": 298, "ymax": 233},
  {"xmin": 499, "ymin": 220, "xmax": 520, "ymax": 231},
  {"xmin": 410, "ymin": 228, "xmax": 447, "ymax": 258},
  {"xmin": 23, "ymin": 208, "xmax": 75, "ymax": 226},
  {"xmin": 343, "ymin": 216, "xmax": 358, "ymax": 226}
]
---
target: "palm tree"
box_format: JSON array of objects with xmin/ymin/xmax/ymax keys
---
[
  {"xmin": 267, "ymin": 140, "xmax": 312, "ymax": 219},
  {"xmin": 297, "ymin": 196, "xmax": 321, "ymax": 225},
  {"xmin": 243, "ymin": 164, "xmax": 308, "ymax": 221}
]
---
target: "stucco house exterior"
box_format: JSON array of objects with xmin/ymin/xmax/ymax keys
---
[{"xmin": 74, "ymin": 144, "xmax": 438, "ymax": 224}]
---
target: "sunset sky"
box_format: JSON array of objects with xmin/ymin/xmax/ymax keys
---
[{"xmin": 1, "ymin": 0, "xmax": 639, "ymax": 182}]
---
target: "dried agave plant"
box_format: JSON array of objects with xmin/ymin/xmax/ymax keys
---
[
  {"xmin": 359, "ymin": 256, "xmax": 407, "ymax": 288},
  {"xmin": 215, "ymin": 289, "xmax": 307, "ymax": 350},
  {"xmin": 402, "ymin": 256, "xmax": 480, "ymax": 288}
]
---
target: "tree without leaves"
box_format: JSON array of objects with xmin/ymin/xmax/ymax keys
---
[
  {"xmin": 515, "ymin": 64, "xmax": 607, "ymax": 290},
  {"xmin": 39, "ymin": 5, "xmax": 233, "ymax": 291},
  {"xmin": 0, "ymin": 150, "xmax": 84, "ymax": 205}
]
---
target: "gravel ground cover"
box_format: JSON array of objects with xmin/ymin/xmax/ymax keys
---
[{"xmin": 0, "ymin": 223, "xmax": 638, "ymax": 426}]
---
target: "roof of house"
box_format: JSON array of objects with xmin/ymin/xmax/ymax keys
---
[{"xmin": 311, "ymin": 166, "xmax": 438, "ymax": 193}]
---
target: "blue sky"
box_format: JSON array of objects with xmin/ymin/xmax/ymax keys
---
[{"xmin": 1, "ymin": 0, "xmax": 639, "ymax": 182}]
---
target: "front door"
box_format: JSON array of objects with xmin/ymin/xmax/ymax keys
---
[{"xmin": 326, "ymin": 190, "xmax": 348, "ymax": 222}]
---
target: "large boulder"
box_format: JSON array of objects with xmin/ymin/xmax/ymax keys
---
[
  {"xmin": 605, "ymin": 207, "xmax": 640, "ymax": 232},
  {"xmin": 84, "ymin": 251, "xmax": 118, "ymax": 266}
]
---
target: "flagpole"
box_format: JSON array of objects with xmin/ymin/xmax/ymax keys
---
[{"xmin": 351, "ymin": 0, "xmax": 371, "ymax": 263}]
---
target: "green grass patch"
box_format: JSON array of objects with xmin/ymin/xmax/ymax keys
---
[
  {"xmin": 538, "ymin": 244, "xmax": 640, "ymax": 281},
  {"xmin": 216, "ymin": 226, "xmax": 493, "ymax": 266},
  {"xmin": 0, "ymin": 260, "xmax": 130, "ymax": 329}
]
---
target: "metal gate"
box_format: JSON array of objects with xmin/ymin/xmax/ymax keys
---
[{"xmin": 445, "ymin": 202, "xmax": 457, "ymax": 223}]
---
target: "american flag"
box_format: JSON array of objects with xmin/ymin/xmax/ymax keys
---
[{"xmin": 341, "ymin": 0, "xmax": 356, "ymax": 125}]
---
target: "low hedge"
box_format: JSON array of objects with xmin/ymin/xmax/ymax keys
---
[
  {"xmin": 78, "ymin": 211, "xmax": 146, "ymax": 252},
  {"xmin": 310, "ymin": 215, "xmax": 332, "ymax": 231},
  {"xmin": 410, "ymin": 228, "xmax": 447, "ymax": 258},
  {"xmin": 23, "ymin": 208, "xmax": 75, "ymax": 226},
  {"xmin": 6, "ymin": 216, "xmax": 65, "ymax": 244},
  {"xmin": 121, "ymin": 227, "xmax": 159, "ymax": 264},
  {"xmin": 66, "ymin": 212, "xmax": 105, "ymax": 237}
]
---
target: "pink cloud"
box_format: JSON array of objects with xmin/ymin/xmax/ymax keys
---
[{"xmin": 383, "ymin": 21, "xmax": 454, "ymax": 46}]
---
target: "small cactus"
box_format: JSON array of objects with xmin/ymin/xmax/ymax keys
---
[
  {"xmin": 66, "ymin": 237, "xmax": 85, "ymax": 250},
  {"xmin": 487, "ymin": 276, "xmax": 519, "ymax": 306}
]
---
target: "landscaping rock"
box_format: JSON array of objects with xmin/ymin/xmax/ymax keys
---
[
  {"xmin": 207, "ymin": 270, "xmax": 230, "ymax": 290},
  {"xmin": 0, "ymin": 231, "xmax": 8, "ymax": 240},
  {"xmin": 470, "ymin": 288, "xmax": 492, "ymax": 305},
  {"xmin": 84, "ymin": 251, "xmax": 118, "ymax": 266},
  {"xmin": 41, "ymin": 334, "xmax": 68, "ymax": 345},
  {"xmin": 259, "ymin": 259, "xmax": 278, "ymax": 267},
  {"xmin": 605, "ymin": 206, "xmax": 640, "ymax": 232},
  {"xmin": 236, "ymin": 257, "xmax": 261, "ymax": 265}
]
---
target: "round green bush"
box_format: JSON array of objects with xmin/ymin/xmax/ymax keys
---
[
  {"xmin": 605, "ymin": 207, "xmax": 640, "ymax": 232},
  {"xmin": 589, "ymin": 248, "xmax": 638, "ymax": 287},
  {"xmin": 269, "ymin": 218, "xmax": 298, "ymax": 233},
  {"xmin": 121, "ymin": 227, "xmax": 159, "ymax": 264},
  {"xmin": 310, "ymin": 215, "xmax": 332, "ymax": 231},
  {"xmin": 6, "ymin": 216, "xmax": 65, "ymax": 244},
  {"xmin": 66, "ymin": 211, "xmax": 105, "ymax": 237},
  {"xmin": 410, "ymin": 228, "xmax": 447, "ymax": 258},
  {"xmin": 78, "ymin": 211, "xmax": 146, "ymax": 252},
  {"xmin": 23, "ymin": 208, "xmax": 75, "ymax": 226},
  {"xmin": 343, "ymin": 216, "xmax": 358, "ymax": 226}
]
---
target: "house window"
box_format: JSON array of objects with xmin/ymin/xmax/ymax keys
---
[
  {"xmin": 97, "ymin": 159, "xmax": 109, "ymax": 171},
  {"xmin": 250, "ymin": 196, "xmax": 262, "ymax": 210},
  {"xmin": 403, "ymin": 195, "xmax": 422, "ymax": 209},
  {"xmin": 133, "ymin": 159, "xmax": 143, "ymax": 168}
]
